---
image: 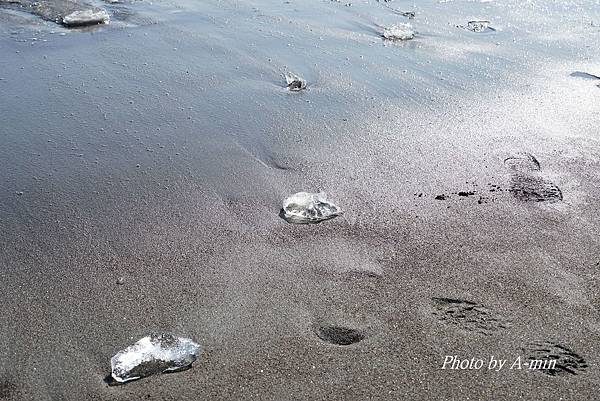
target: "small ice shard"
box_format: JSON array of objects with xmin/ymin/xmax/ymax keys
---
[
  {"xmin": 285, "ymin": 72, "xmax": 307, "ymax": 91},
  {"xmin": 111, "ymin": 334, "xmax": 201, "ymax": 383},
  {"xmin": 382, "ymin": 23, "xmax": 415, "ymax": 40},
  {"xmin": 282, "ymin": 192, "xmax": 342, "ymax": 224},
  {"xmin": 464, "ymin": 20, "xmax": 494, "ymax": 32},
  {"xmin": 570, "ymin": 71, "xmax": 600, "ymax": 80},
  {"xmin": 62, "ymin": 9, "xmax": 110, "ymax": 27}
]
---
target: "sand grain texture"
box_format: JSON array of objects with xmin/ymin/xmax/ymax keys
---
[{"xmin": 0, "ymin": 0, "xmax": 599, "ymax": 399}]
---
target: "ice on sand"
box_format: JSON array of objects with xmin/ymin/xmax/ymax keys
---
[
  {"xmin": 285, "ymin": 72, "xmax": 307, "ymax": 91},
  {"xmin": 62, "ymin": 9, "xmax": 110, "ymax": 26},
  {"xmin": 111, "ymin": 334, "xmax": 201, "ymax": 383},
  {"xmin": 282, "ymin": 192, "xmax": 342, "ymax": 224},
  {"xmin": 465, "ymin": 20, "xmax": 493, "ymax": 33},
  {"xmin": 382, "ymin": 23, "xmax": 415, "ymax": 40},
  {"xmin": 570, "ymin": 71, "xmax": 600, "ymax": 80}
]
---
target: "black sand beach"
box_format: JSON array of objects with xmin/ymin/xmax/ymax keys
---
[{"xmin": 1, "ymin": 0, "xmax": 599, "ymax": 399}]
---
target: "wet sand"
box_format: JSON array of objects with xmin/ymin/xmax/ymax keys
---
[{"xmin": 1, "ymin": 0, "xmax": 600, "ymax": 399}]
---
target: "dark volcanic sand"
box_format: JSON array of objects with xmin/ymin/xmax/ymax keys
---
[{"xmin": 0, "ymin": 0, "xmax": 599, "ymax": 400}]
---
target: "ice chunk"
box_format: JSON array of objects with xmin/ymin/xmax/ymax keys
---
[
  {"xmin": 111, "ymin": 334, "xmax": 201, "ymax": 383},
  {"xmin": 62, "ymin": 9, "xmax": 110, "ymax": 26},
  {"xmin": 382, "ymin": 23, "xmax": 415, "ymax": 40},
  {"xmin": 285, "ymin": 72, "xmax": 307, "ymax": 91},
  {"xmin": 464, "ymin": 20, "xmax": 494, "ymax": 32},
  {"xmin": 282, "ymin": 192, "xmax": 342, "ymax": 224}
]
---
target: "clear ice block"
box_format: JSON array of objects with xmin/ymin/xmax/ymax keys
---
[
  {"xmin": 285, "ymin": 72, "xmax": 307, "ymax": 91},
  {"xmin": 62, "ymin": 9, "xmax": 109, "ymax": 26},
  {"xmin": 382, "ymin": 23, "xmax": 415, "ymax": 40},
  {"xmin": 111, "ymin": 334, "xmax": 201, "ymax": 383},
  {"xmin": 282, "ymin": 192, "xmax": 342, "ymax": 224}
]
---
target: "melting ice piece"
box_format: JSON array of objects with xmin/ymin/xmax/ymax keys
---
[
  {"xmin": 382, "ymin": 23, "xmax": 415, "ymax": 40},
  {"xmin": 570, "ymin": 71, "xmax": 600, "ymax": 80},
  {"xmin": 464, "ymin": 20, "xmax": 494, "ymax": 33},
  {"xmin": 62, "ymin": 9, "xmax": 110, "ymax": 26},
  {"xmin": 282, "ymin": 192, "xmax": 342, "ymax": 224},
  {"xmin": 285, "ymin": 72, "xmax": 307, "ymax": 91},
  {"xmin": 111, "ymin": 334, "xmax": 201, "ymax": 383}
]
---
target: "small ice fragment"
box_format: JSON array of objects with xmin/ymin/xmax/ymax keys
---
[
  {"xmin": 570, "ymin": 71, "xmax": 600, "ymax": 80},
  {"xmin": 62, "ymin": 9, "xmax": 110, "ymax": 27},
  {"xmin": 382, "ymin": 23, "xmax": 415, "ymax": 41},
  {"xmin": 464, "ymin": 20, "xmax": 494, "ymax": 32},
  {"xmin": 282, "ymin": 192, "xmax": 342, "ymax": 224},
  {"xmin": 285, "ymin": 72, "xmax": 307, "ymax": 91},
  {"xmin": 111, "ymin": 334, "xmax": 201, "ymax": 383}
]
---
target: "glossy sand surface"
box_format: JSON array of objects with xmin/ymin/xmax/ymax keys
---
[{"xmin": 0, "ymin": 0, "xmax": 599, "ymax": 399}]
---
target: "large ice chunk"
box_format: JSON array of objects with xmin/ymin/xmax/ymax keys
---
[
  {"xmin": 111, "ymin": 334, "xmax": 201, "ymax": 383},
  {"xmin": 382, "ymin": 23, "xmax": 415, "ymax": 41},
  {"xmin": 62, "ymin": 9, "xmax": 110, "ymax": 26},
  {"xmin": 282, "ymin": 192, "xmax": 342, "ymax": 224}
]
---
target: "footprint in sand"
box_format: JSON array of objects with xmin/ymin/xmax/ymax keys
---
[
  {"xmin": 315, "ymin": 324, "xmax": 365, "ymax": 346},
  {"xmin": 522, "ymin": 341, "xmax": 588, "ymax": 376},
  {"xmin": 431, "ymin": 297, "xmax": 510, "ymax": 336},
  {"xmin": 0, "ymin": 378, "xmax": 17, "ymax": 399},
  {"xmin": 504, "ymin": 153, "xmax": 562, "ymax": 203}
]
